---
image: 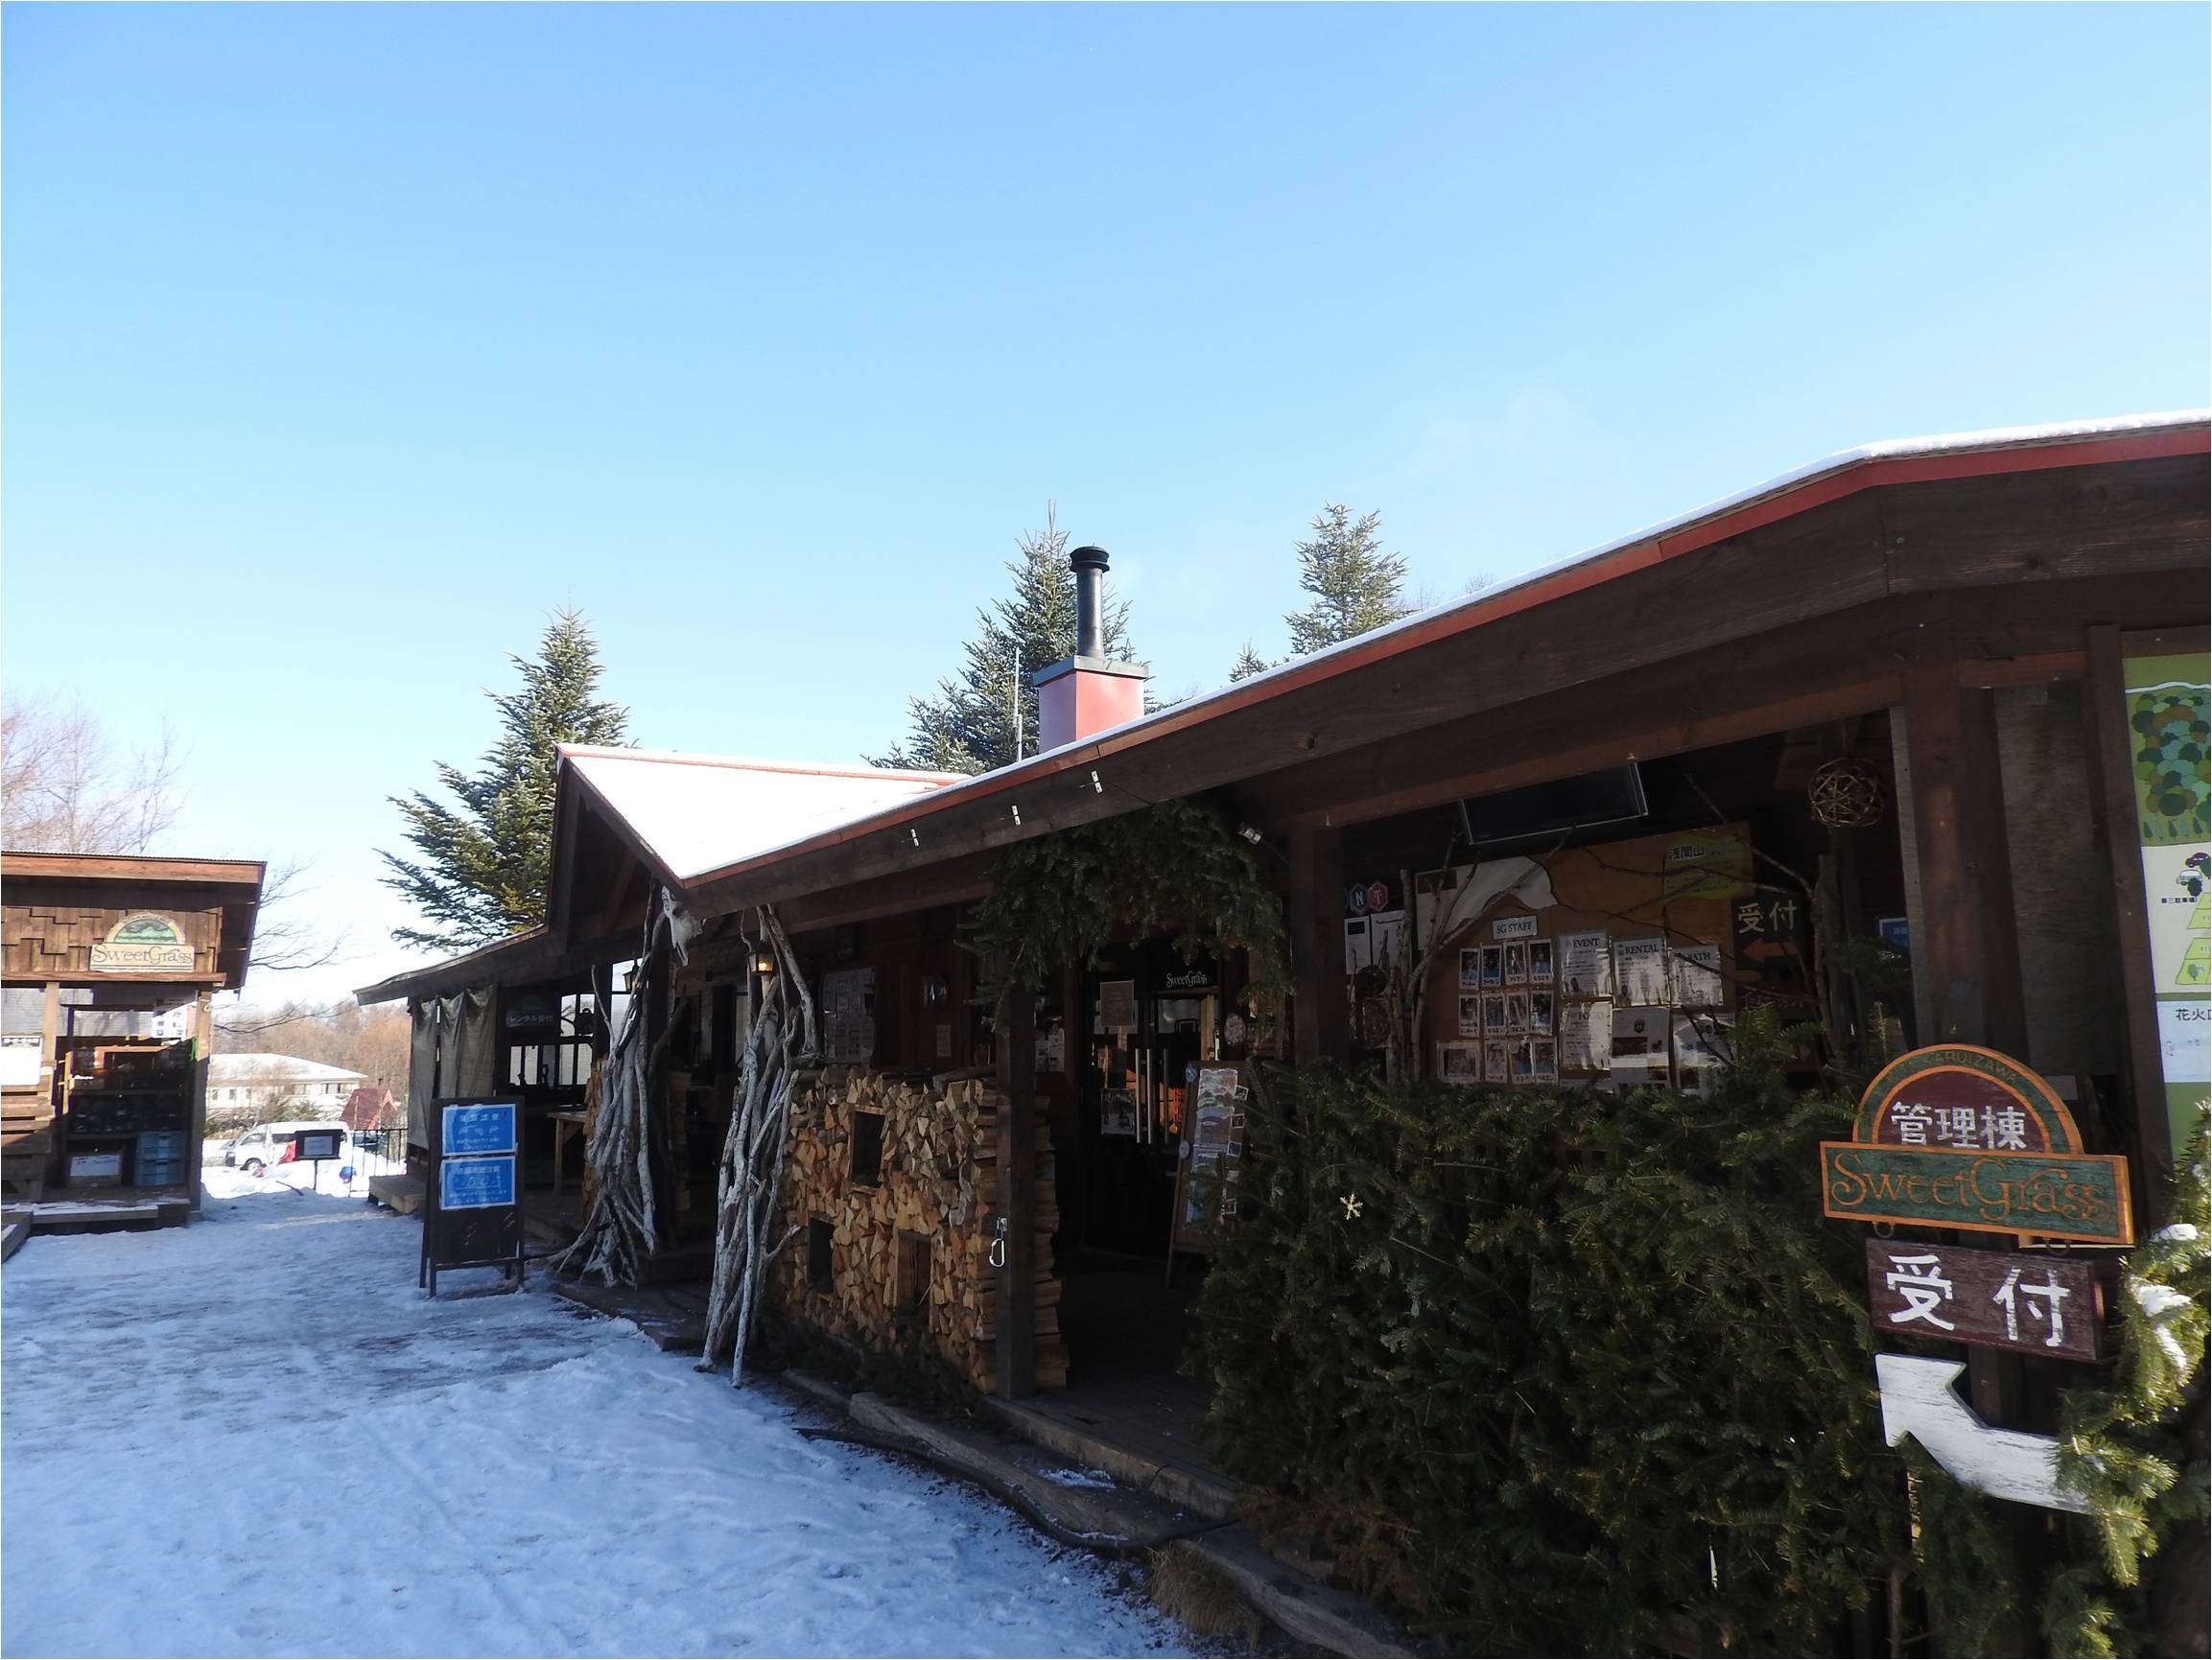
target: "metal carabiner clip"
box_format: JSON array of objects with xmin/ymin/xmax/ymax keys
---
[{"xmin": 989, "ymin": 1215, "xmax": 1009, "ymax": 1270}]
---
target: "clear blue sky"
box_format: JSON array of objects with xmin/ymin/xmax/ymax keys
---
[{"xmin": 7, "ymin": 3, "xmax": 2207, "ymax": 1003}]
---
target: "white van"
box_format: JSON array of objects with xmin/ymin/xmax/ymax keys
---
[{"xmin": 222, "ymin": 1120, "xmax": 349, "ymax": 1178}]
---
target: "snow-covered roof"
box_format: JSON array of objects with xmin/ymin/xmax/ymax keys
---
[
  {"xmin": 560, "ymin": 747, "xmax": 964, "ymax": 888},
  {"xmin": 667, "ymin": 408, "xmax": 2210, "ymax": 890},
  {"xmin": 208, "ymin": 1054, "xmax": 368, "ymax": 1083}
]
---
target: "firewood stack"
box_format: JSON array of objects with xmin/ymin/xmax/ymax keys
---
[{"xmin": 775, "ymin": 1065, "xmax": 1067, "ymax": 1391}]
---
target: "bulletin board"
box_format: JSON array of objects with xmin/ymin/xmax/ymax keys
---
[
  {"xmin": 1166, "ymin": 1064, "xmax": 1247, "ymax": 1257},
  {"xmin": 1422, "ymin": 826, "xmax": 1761, "ymax": 1094}
]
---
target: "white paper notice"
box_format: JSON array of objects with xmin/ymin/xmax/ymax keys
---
[
  {"xmin": 1614, "ymin": 938, "xmax": 1670, "ymax": 1006},
  {"xmin": 1561, "ymin": 999, "xmax": 1612, "ymax": 1072},
  {"xmin": 1560, "ymin": 930, "xmax": 1612, "ymax": 998},
  {"xmin": 1671, "ymin": 944, "xmax": 1725, "ymax": 1009},
  {"xmin": 1611, "ymin": 1006, "xmax": 1669, "ymax": 1085}
]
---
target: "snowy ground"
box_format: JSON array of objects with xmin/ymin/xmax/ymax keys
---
[{"xmin": 2, "ymin": 1169, "xmax": 1195, "ymax": 1659}]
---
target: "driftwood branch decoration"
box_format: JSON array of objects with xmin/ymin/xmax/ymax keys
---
[
  {"xmin": 555, "ymin": 890, "xmax": 687, "ymax": 1286},
  {"xmin": 703, "ymin": 903, "xmax": 816, "ymax": 1383}
]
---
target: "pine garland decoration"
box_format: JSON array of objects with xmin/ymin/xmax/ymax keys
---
[
  {"xmin": 2040, "ymin": 1103, "xmax": 2210, "ymax": 1658},
  {"xmin": 1193, "ymin": 1007, "xmax": 1911, "ymax": 1655},
  {"xmin": 962, "ymin": 798, "xmax": 1289, "ymax": 1009}
]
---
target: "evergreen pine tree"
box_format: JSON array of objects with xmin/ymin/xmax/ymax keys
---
[
  {"xmin": 379, "ymin": 609, "xmax": 629, "ymax": 950},
  {"xmin": 1283, "ymin": 503, "xmax": 1410, "ymax": 655},
  {"xmin": 872, "ymin": 504, "xmax": 1135, "ymax": 774},
  {"xmin": 1227, "ymin": 643, "xmax": 1276, "ymax": 682}
]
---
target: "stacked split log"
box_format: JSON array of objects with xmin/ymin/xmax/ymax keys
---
[{"xmin": 773, "ymin": 1066, "xmax": 1067, "ymax": 1392}]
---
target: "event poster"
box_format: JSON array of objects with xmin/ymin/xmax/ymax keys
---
[{"xmin": 1560, "ymin": 930, "xmax": 1612, "ymax": 997}]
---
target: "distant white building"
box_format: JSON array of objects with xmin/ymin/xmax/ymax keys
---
[{"xmin": 206, "ymin": 1054, "xmax": 367, "ymax": 1126}]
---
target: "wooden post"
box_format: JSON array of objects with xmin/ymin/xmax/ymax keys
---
[
  {"xmin": 1899, "ymin": 663, "xmax": 2028, "ymax": 1055},
  {"xmin": 1900, "ymin": 652, "xmax": 2037, "ymax": 1644},
  {"xmin": 1288, "ymin": 825, "xmax": 1348, "ymax": 1064},
  {"xmin": 995, "ymin": 984, "xmax": 1036, "ymax": 1399}
]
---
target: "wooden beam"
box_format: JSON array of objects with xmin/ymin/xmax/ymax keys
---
[
  {"xmin": 0, "ymin": 853, "xmax": 266, "ymax": 887},
  {"xmin": 1287, "ymin": 827, "xmax": 1347, "ymax": 1062},
  {"xmin": 995, "ymin": 988, "xmax": 1036, "ymax": 1400},
  {"xmin": 1878, "ymin": 455, "xmax": 2209, "ymax": 592}
]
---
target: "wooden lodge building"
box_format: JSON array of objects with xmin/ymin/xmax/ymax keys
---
[
  {"xmin": 2, "ymin": 852, "xmax": 266, "ymax": 1227},
  {"xmin": 360, "ymin": 412, "xmax": 2209, "ymax": 1423}
]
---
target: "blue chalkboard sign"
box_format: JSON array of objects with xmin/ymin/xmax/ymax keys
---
[
  {"xmin": 440, "ymin": 1154, "xmax": 516, "ymax": 1211},
  {"xmin": 442, "ymin": 1101, "xmax": 517, "ymax": 1157}
]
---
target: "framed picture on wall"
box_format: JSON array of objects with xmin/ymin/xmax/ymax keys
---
[{"xmin": 1438, "ymin": 1042, "xmax": 1483, "ymax": 1087}]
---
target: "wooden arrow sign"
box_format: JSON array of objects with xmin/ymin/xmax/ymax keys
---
[{"xmin": 1874, "ymin": 1354, "xmax": 2088, "ymax": 1512}]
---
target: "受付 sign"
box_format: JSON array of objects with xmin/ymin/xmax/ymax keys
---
[
  {"xmin": 1819, "ymin": 1044, "xmax": 2133, "ymax": 1245},
  {"xmin": 1863, "ymin": 1240, "xmax": 2103, "ymax": 1362}
]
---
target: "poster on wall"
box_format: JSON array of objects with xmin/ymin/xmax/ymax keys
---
[
  {"xmin": 1438, "ymin": 1042, "xmax": 1482, "ymax": 1086},
  {"xmin": 1614, "ymin": 938, "xmax": 1670, "ymax": 1006},
  {"xmin": 1457, "ymin": 995, "xmax": 1483, "ymax": 1037},
  {"xmin": 1560, "ymin": 1000, "xmax": 1612, "ymax": 1072},
  {"xmin": 2116, "ymin": 643, "xmax": 2210, "ymax": 1158},
  {"xmin": 1098, "ymin": 979, "xmax": 1139, "ymax": 1033},
  {"xmin": 1671, "ymin": 944, "xmax": 1726, "ymax": 1009},
  {"xmin": 1673, "ymin": 1013, "xmax": 1733, "ymax": 1098},
  {"xmin": 1560, "ymin": 931, "xmax": 1612, "ymax": 997},
  {"xmin": 821, "ymin": 968, "xmax": 877, "ymax": 1063},
  {"xmin": 0, "ymin": 1035, "xmax": 40, "ymax": 1088},
  {"xmin": 1612, "ymin": 1008, "xmax": 1670, "ymax": 1086},
  {"xmin": 1100, "ymin": 1088, "xmax": 1139, "ymax": 1137},
  {"xmin": 1660, "ymin": 831, "xmax": 1753, "ymax": 900}
]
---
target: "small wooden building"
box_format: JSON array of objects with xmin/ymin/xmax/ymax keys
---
[
  {"xmin": 2, "ymin": 852, "xmax": 264, "ymax": 1218},
  {"xmin": 364, "ymin": 411, "xmax": 2208, "ymax": 1406}
]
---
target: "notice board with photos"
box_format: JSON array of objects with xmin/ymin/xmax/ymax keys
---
[
  {"xmin": 1167, "ymin": 1064, "xmax": 1247, "ymax": 1256},
  {"xmin": 1422, "ymin": 825, "xmax": 1767, "ymax": 1093}
]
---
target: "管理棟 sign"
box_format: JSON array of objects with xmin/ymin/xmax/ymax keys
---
[{"xmin": 1820, "ymin": 1044, "xmax": 2132, "ymax": 1246}]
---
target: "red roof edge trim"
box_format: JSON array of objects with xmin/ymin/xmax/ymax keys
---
[{"xmin": 676, "ymin": 421, "xmax": 2209, "ymax": 893}]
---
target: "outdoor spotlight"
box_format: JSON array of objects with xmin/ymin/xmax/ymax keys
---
[{"xmin": 1236, "ymin": 824, "xmax": 1263, "ymax": 845}]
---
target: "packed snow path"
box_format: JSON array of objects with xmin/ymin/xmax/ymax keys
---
[{"xmin": 2, "ymin": 1172, "xmax": 1193, "ymax": 1659}]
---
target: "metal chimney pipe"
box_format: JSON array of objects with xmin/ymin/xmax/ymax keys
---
[{"xmin": 1070, "ymin": 545, "xmax": 1109, "ymax": 660}]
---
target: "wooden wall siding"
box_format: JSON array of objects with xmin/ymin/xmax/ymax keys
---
[
  {"xmin": 1994, "ymin": 682, "xmax": 2122, "ymax": 1079},
  {"xmin": 2, "ymin": 903, "xmax": 223, "ymax": 981},
  {"xmin": 772, "ymin": 1066, "xmax": 1066, "ymax": 1392}
]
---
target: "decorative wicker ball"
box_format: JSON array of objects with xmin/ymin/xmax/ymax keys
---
[{"xmin": 1808, "ymin": 757, "xmax": 1886, "ymax": 828}]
